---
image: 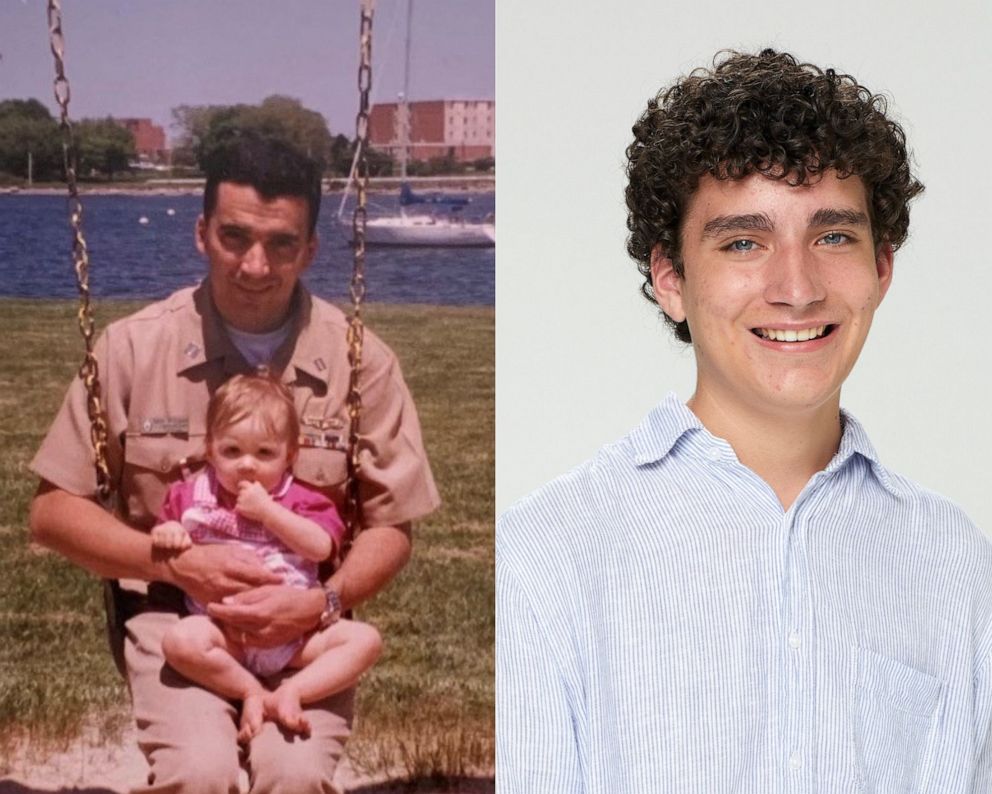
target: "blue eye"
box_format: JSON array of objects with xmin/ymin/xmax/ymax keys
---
[
  {"xmin": 726, "ymin": 239, "xmax": 756, "ymax": 253},
  {"xmin": 820, "ymin": 232, "xmax": 849, "ymax": 245}
]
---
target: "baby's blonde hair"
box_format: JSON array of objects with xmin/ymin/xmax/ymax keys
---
[{"xmin": 206, "ymin": 372, "xmax": 299, "ymax": 455}]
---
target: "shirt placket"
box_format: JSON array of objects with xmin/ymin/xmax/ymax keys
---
[{"xmin": 781, "ymin": 489, "xmax": 818, "ymax": 793}]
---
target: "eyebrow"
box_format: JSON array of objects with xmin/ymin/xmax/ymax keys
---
[
  {"xmin": 701, "ymin": 213, "xmax": 773, "ymax": 238},
  {"xmin": 700, "ymin": 207, "xmax": 870, "ymax": 239},
  {"xmin": 218, "ymin": 223, "xmax": 300, "ymax": 242},
  {"xmin": 808, "ymin": 208, "xmax": 869, "ymax": 227}
]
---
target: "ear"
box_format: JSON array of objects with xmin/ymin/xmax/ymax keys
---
[
  {"xmin": 875, "ymin": 242, "xmax": 894, "ymax": 304},
  {"xmin": 649, "ymin": 245, "xmax": 686, "ymax": 323},
  {"xmin": 195, "ymin": 215, "xmax": 207, "ymax": 255},
  {"xmin": 302, "ymin": 231, "xmax": 319, "ymax": 272}
]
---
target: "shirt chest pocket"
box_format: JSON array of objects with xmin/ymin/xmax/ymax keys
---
[
  {"xmin": 123, "ymin": 432, "xmax": 205, "ymax": 528},
  {"xmin": 294, "ymin": 404, "xmax": 350, "ymax": 494},
  {"xmin": 293, "ymin": 446, "xmax": 349, "ymax": 491},
  {"xmin": 852, "ymin": 646, "xmax": 942, "ymax": 794}
]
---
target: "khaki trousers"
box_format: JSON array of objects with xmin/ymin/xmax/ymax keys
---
[{"xmin": 124, "ymin": 609, "xmax": 354, "ymax": 794}]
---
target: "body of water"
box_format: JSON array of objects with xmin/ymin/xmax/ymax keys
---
[{"xmin": 0, "ymin": 192, "xmax": 494, "ymax": 305}]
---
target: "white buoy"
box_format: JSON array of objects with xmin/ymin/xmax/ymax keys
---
[
  {"xmin": 138, "ymin": 216, "xmax": 150, "ymax": 225},
  {"xmin": 166, "ymin": 208, "xmax": 176, "ymax": 216}
]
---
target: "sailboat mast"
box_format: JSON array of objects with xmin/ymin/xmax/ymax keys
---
[{"xmin": 399, "ymin": 0, "xmax": 412, "ymax": 180}]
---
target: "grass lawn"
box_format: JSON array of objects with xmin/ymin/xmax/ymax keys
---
[{"xmin": 0, "ymin": 298, "xmax": 494, "ymax": 782}]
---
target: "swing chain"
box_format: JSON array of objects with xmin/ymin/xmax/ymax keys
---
[
  {"xmin": 47, "ymin": 0, "xmax": 113, "ymax": 506},
  {"xmin": 345, "ymin": 0, "xmax": 373, "ymax": 536}
]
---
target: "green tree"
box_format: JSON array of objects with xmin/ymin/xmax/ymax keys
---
[
  {"xmin": 75, "ymin": 118, "xmax": 135, "ymax": 180},
  {"xmin": 407, "ymin": 151, "xmax": 463, "ymax": 177},
  {"xmin": 0, "ymin": 99, "xmax": 61, "ymax": 182},
  {"xmin": 325, "ymin": 133, "xmax": 395, "ymax": 178},
  {"xmin": 365, "ymin": 147, "xmax": 396, "ymax": 177},
  {"xmin": 170, "ymin": 104, "xmax": 222, "ymax": 167},
  {"xmin": 328, "ymin": 133, "xmax": 353, "ymax": 176},
  {"xmin": 172, "ymin": 95, "xmax": 335, "ymax": 172}
]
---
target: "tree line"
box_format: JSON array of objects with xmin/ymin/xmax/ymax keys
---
[
  {"xmin": 169, "ymin": 95, "xmax": 394, "ymax": 178},
  {"xmin": 1, "ymin": 94, "xmax": 498, "ymax": 183},
  {"xmin": 0, "ymin": 98, "xmax": 136, "ymax": 182}
]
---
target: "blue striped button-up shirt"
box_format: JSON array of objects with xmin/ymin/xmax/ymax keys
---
[{"xmin": 497, "ymin": 394, "xmax": 992, "ymax": 793}]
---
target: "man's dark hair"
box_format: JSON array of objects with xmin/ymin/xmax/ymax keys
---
[
  {"xmin": 625, "ymin": 49, "xmax": 924, "ymax": 343},
  {"xmin": 202, "ymin": 130, "xmax": 324, "ymax": 235}
]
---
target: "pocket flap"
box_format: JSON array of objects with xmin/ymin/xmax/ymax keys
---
[
  {"xmin": 294, "ymin": 446, "xmax": 348, "ymax": 488},
  {"xmin": 855, "ymin": 646, "xmax": 942, "ymax": 717},
  {"xmin": 124, "ymin": 433, "xmax": 204, "ymax": 474}
]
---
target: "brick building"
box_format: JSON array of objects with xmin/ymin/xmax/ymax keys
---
[
  {"xmin": 369, "ymin": 99, "xmax": 494, "ymax": 164},
  {"xmin": 115, "ymin": 118, "xmax": 168, "ymax": 164}
]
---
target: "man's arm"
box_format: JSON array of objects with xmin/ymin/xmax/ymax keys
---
[
  {"xmin": 30, "ymin": 481, "xmax": 281, "ymax": 605},
  {"xmin": 974, "ymin": 653, "xmax": 992, "ymax": 789},
  {"xmin": 207, "ymin": 523, "xmax": 411, "ymax": 644},
  {"xmin": 326, "ymin": 523, "xmax": 411, "ymax": 610},
  {"xmin": 496, "ymin": 559, "xmax": 583, "ymax": 794}
]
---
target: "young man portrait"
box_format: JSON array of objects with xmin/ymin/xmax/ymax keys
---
[{"xmin": 497, "ymin": 49, "xmax": 992, "ymax": 792}]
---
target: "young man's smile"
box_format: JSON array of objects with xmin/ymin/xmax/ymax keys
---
[{"xmin": 652, "ymin": 169, "xmax": 892, "ymax": 419}]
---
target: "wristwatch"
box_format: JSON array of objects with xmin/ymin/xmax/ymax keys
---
[{"xmin": 317, "ymin": 584, "xmax": 342, "ymax": 629}]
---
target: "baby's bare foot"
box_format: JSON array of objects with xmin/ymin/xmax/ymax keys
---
[
  {"xmin": 239, "ymin": 693, "xmax": 266, "ymax": 743},
  {"xmin": 263, "ymin": 686, "xmax": 311, "ymax": 736}
]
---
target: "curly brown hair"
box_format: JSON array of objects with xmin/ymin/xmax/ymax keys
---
[{"xmin": 625, "ymin": 49, "xmax": 924, "ymax": 343}]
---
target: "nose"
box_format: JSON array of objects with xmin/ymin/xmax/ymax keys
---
[
  {"xmin": 237, "ymin": 455, "xmax": 258, "ymax": 475},
  {"xmin": 763, "ymin": 244, "xmax": 826, "ymax": 308},
  {"xmin": 239, "ymin": 242, "xmax": 270, "ymax": 278}
]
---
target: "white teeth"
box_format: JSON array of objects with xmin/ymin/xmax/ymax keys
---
[{"xmin": 757, "ymin": 325, "xmax": 827, "ymax": 342}]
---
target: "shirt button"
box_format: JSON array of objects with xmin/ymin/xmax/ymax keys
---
[
  {"xmin": 706, "ymin": 447, "xmax": 722, "ymax": 462},
  {"xmin": 788, "ymin": 631, "xmax": 801, "ymax": 649},
  {"xmin": 788, "ymin": 751, "xmax": 802, "ymax": 770}
]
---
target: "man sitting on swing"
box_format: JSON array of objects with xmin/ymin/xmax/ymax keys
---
[{"xmin": 29, "ymin": 132, "xmax": 440, "ymax": 793}]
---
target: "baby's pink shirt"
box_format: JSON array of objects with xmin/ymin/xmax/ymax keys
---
[{"xmin": 158, "ymin": 470, "xmax": 345, "ymax": 551}]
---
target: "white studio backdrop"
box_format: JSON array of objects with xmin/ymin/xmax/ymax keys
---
[{"xmin": 496, "ymin": 0, "xmax": 992, "ymax": 534}]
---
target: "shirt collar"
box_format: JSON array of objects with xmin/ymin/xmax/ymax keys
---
[
  {"xmin": 177, "ymin": 282, "xmax": 328, "ymax": 383},
  {"xmin": 175, "ymin": 282, "xmax": 246, "ymax": 376},
  {"xmin": 630, "ymin": 392, "xmax": 889, "ymax": 485},
  {"xmin": 629, "ymin": 393, "xmax": 704, "ymax": 466},
  {"xmin": 273, "ymin": 287, "xmax": 336, "ymax": 384},
  {"xmin": 829, "ymin": 409, "xmax": 881, "ymax": 471}
]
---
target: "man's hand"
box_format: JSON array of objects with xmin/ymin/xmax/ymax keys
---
[
  {"xmin": 150, "ymin": 520, "xmax": 192, "ymax": 552},
  {"xmin": 207, "ymin": 584, "xmax": 324, "ymax": 647},
  {"xmin": 235, "ymin": 480, "xmax": 274, "ymax": 523},
  {"xmin": 165, "ymin": 543, "xmax": 282, "ymax": 606}
]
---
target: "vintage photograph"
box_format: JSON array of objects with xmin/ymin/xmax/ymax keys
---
[{"xmin": 0, "ymin": 1, "xmax": 494, "ymax": 791}]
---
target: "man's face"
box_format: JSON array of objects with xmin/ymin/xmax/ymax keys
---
[
  {"xmin": 651, "ymin": 170, "xmax": 892, "ymax": 418},
  {"xmin": 196, "ymin": 182, "xmax": 317, "ymax": 333}
]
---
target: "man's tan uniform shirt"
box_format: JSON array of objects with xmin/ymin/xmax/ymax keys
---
[{"xmin": 32, "ymin": 283, "xmax": 440, "ymax": 541}]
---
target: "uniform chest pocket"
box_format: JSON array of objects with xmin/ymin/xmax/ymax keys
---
[
  {"xmin": 852, "ymin": 646, "xmax": 942, "ymax": 794},
  {"xmin": 123, "ymin": 433, "xmax": 204, "ymax": 528},
  {"xmin": 293, "ymin": 446, "xmax": 349, "ymax": 490}
]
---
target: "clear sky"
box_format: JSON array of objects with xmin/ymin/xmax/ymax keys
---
[{"xmin": 0, "ymin": 0, "xmax": 494, "ymax": 142}]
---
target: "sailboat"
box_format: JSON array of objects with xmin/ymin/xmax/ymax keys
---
[
  {"xmin": 340, "ymin": 0, "xmax": 495, "ymax": 248},
  {"xmin": 359, "ymin": 184, "xmax": 495, "ymax": 247}
]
